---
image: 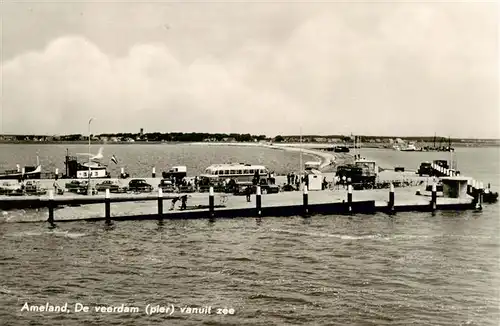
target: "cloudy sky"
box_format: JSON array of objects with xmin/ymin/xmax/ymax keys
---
[{"xmin": 1, "ymin": 1, "xmax": 498, "ymax": 138}]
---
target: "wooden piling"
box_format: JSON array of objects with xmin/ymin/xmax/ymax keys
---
[
  {"xmin": 105, "ymin": 189, "xmax": 111, "ymax": 222},
  {"xmin": 158, "ymin": 188, "xmax": 163, "ymax": 218},
  {"xmin": 209, "ymin": 186, "xmax": 215, "ymax": 219},
  {"xmin": 388, "ymin": 183, "xmax": 395, "ymax": 214},
  {"xmin": 256, "ymin": 185, "xmax": 262, "ymax": 217},
  {"xmin": 347, "ymin": 184, "xmax": 353, "ymax": 214},
  {"xmin": 55, "ymin": 168, "xmax": 59, "ymax": 180},
  {"xmin": 431, "ymin": 182, "xmax": 437, "ymax": 212},
  {"xmin": 303, "ymin": 185, "xmax": 309, "ymax": 217},
  {"xmin": 152, "ymin": 167, "xmax": 156, "ymax": 178},
  {"xmin": 48, "ymin": 190, "xmax": 54, "ymax": 224},
  {"xmin": 120, "ymin": 167, "xmax": 125, "ymax": 178},
  {"xmin": 476, "ymin": 182, "xmax": 483, "ymax": 211}
]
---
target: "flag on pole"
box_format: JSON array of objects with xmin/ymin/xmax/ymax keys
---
[{"xmin": 111, "ymin": 155, "xmax": 118, "ymax": 164}]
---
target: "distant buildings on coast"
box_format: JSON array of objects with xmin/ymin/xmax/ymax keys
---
[{"xmin": 0, "ymin": 132, "xmax": 497, "ymax": 147}]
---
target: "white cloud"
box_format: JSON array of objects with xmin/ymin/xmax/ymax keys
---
[{"xmin": 2, "ymin": 3, "xmax": 498, "ymax": 138}]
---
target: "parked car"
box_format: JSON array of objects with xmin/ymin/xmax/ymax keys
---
[
  {"xmin": 24, "ymin": 181, "xmax": 47, "ymax": 196},
  {"xmin": 233, "ymin": 179, "xmax": 280, "ymax": 195},
  {"xmin": 65, "ymin": 180, "xmax": 91, "ymax": 194},
  {"xmin": 417, "ymin": 162, "xmax": 433, "ymax": 176},
  {"xmin": 128, "ymin": 179, "xmax": 153, "ymax": 193},
  {"xmin": 96, "ymin": 180, "xmax": 127, "ymax": 193},
  {"xmin": 0, "ymin": 181, "xmax": 22, "ymax": 196},
  {"xmin": 65, "ymin": 180, "xmax": 82, "ymax": 191},
  {"xmin": 158, "ymin": 179, "xmax": 175, "ymax": 193}
]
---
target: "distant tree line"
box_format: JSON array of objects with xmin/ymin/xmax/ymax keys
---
[
  {"xmin": 95, "ymin": 132, "xmax": 269, "ymax": 142},
  {"xmin": 0, "ymin": 132, "xmax": 495, "ymax": 144}
]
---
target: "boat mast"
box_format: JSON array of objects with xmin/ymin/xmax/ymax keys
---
[
  {"xmin": 299, "ymin": 127, "xmax": 303, "ymax": 174},
  {"xmin": 88, "ymin": 118, "xmax": 93, "ymax": 194},
  {"xmin": 449, "ymin": 136, "xmax": 453, "ymax": 170}
]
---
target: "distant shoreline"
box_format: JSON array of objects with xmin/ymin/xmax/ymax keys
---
[{"xmin": 0, "ymin": 140, "xmax": 498, "ymax": 148}]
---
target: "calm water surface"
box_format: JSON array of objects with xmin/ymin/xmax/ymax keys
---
[
  {"xmin": 0, "ymin": 143, "xmax": 317, "ymax": 177},
  {"xmin": 0, "ymin": 145, "xmax": 499, "ymax": 325}
]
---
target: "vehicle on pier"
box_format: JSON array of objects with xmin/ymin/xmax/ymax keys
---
[
  {"xmin": 24, "ymin": 181, "xmax": 47, "ymax": 196},
  {"xmin": 201, "ymin": 163, "xmax": 274, "ymax": 193},
  {"xmin": 333, "ymin": 146, "xmax": 350, "ymax": 153},
  {"xmin": 95, "ymin": 180, "xmax": 128, "ymax": 193},
  {"xmin": 65, "ymin": 180, "xmax": 90, "ymax": 194},
  {"xmin": 128, "ymin": 179, "xmax": 153, "ymax": 193},
  {"xmin": 198, "ymin": 175, "xmax": 226, "ymax": 193},
  {"xmin": 336, "ymin": 159, "xmax": 378, "ymax": 190},
  {"xmin": 0, "ymin": 181, "xmax": 22, "ymax": 195},
  {"xmin": 162, "ymin": 166, "xmax": 187, "ymax": 184},
  {"xmin": 231, "ymin": 178, "xmax": 280, "ymax": 195},
  {"xmin": 158, "ymin": 179, "xmax": 176, "ymax": 193},
  {"xmin": 203, "ymin": 163, "xmax": 269, "ymax": 182},
  {"xmin": 417, "ymin": 162, "xmax": 433, "ymax": 176}
]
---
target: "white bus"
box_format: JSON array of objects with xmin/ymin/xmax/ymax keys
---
[{"xmin": 204, "ymin": 163, "xmax": 269, "ymax": 181}]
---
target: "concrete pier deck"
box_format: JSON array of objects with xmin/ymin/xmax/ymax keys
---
[{"xmin": 0, "ymin": 185, "xmax": 473, "ymax": 223}]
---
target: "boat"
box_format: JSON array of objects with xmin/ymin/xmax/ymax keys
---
[
  {"xmin": 333, "ymin": 146, "xmax": 350, "ymax": 153},
  {"xmin": 483, "ymin": 188, "xmax": 498, "ymax": 203},
  {"xmin": 0, "ymin": 157, "xmax": 42, "ymax": 180},
  {"xmin": 401, "ymin": 143, "xmax": 418, "ymax": 152},
  {"xmin": 63, "ymin": 148, "xmax": 110, "ymax": 179},
  {"xmin": 422, "ymin": 135, "xmax": 454, "ymax": 152}
]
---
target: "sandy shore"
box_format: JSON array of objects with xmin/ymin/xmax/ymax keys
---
[{"xmin": 190, "ymin": 142, "xmax": 342, "ymax": 172}]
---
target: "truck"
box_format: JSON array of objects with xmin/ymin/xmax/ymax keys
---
[{"xmin": 336, "ymin": 159, "xmax": 378, "ymax": 190}]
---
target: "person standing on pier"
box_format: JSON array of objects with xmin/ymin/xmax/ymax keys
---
[
  {"xmin": 245, "ymin": 186, "xmax": 252, "ymax": 202},
  {"xmin": 180, "ymin": 195, "xmax": 188, "ymax": 210},
  {"xmin": 170, "ymin": 196, "xmax": 180, "ymax": 210}
]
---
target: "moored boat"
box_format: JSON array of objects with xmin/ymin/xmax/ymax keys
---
[
  {"xmin": 63, "ymin": 149, "xmax": 110, "ymax": 179},
  {"xmin": 0, "ymin": 157, "xmax": 42, "ymax": 180}
]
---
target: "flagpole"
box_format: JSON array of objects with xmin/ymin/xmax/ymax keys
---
[
  {"xmin": 88, "ymin": 118, "xmax": 93, "ymax": 195},
  {"xmin": 299, "ymin": 127, "xmax": 303, "ymax": 174}
]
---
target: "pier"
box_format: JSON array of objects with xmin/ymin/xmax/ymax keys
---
[
  {"xmin": 0, "ymin": 178, "xmax": 487, "ymax": 224},
  {"xmin": 0, "ymin": 150, "xmax": 497, "ymax": 224}
]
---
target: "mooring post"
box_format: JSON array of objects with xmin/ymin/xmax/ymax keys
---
[
  {"xmin": 471, "ymin": 180, "xmax": 477, "ymax": 207},
  {"xmin": 158, "ymin": 188, "xmax": 163, "ymax": 218},
  {"xmin": 105, "ymin": 189, "xmax": 111, "ymax": 222},
  {"xmin": 303, "ymin": 185, "xmax": 309, "ymax": 217},
  {"xmin": 256, "ymin": 185, "xmax": 262, "ymax": 217},
  {"xmin": 431, "ymin": 182, "xmax": 437, "ymax": 212},
  {"xmin": 152, "ymin": 167, "xmax": 156, "ymax": 178},
  {"xmin": 388, "ymin": 182, "xmax": 395, "ymax": 214},
  {"xmin": 347, "ymin": 184, "xmax": 353, "ymax": 214},
  {"xmin": 475, "ymin": 182, "xmax": 483, "ymax": 211},
  {"xmin": 209, "ymin": 186, "xmax": 215, "ymax": 219},
  {"xmin": 48, "ymin": 190, "xmax": 54, "ymax": 224},
  {"xmin": 55, "ymin": 168, "xmax": 59, "ymax": 180},
  {"xmin": 120, "ymin": 167, "xmax": 125, "ymax": 178}
]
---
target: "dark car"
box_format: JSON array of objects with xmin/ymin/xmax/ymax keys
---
[
  {"xmin": 96, "ymin": 180, "xmax": 127, "ymax": 193},
  {"xmin": 65, "ymin": 180, "xmax": 89, "ymax": 194},
  {"xmin": 128, "ymin": 179, "xmax": 153, "ymax": 193},
  {"xmin": 417, "ymin": 162, "xmax": 433, "ymax": 176},
  {"xmin": 233, "ymin": 179, "xmax": 279, "ymax": 195}
]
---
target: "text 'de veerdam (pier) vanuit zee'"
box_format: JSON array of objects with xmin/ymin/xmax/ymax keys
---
[{"xmin": 20, "ymin": 302, "xmax": 236, "ymax": 316}]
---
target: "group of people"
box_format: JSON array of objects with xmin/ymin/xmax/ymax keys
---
[{"xmin": 286, "ymin": 173, "xmax": 302, "ymax": 188}]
